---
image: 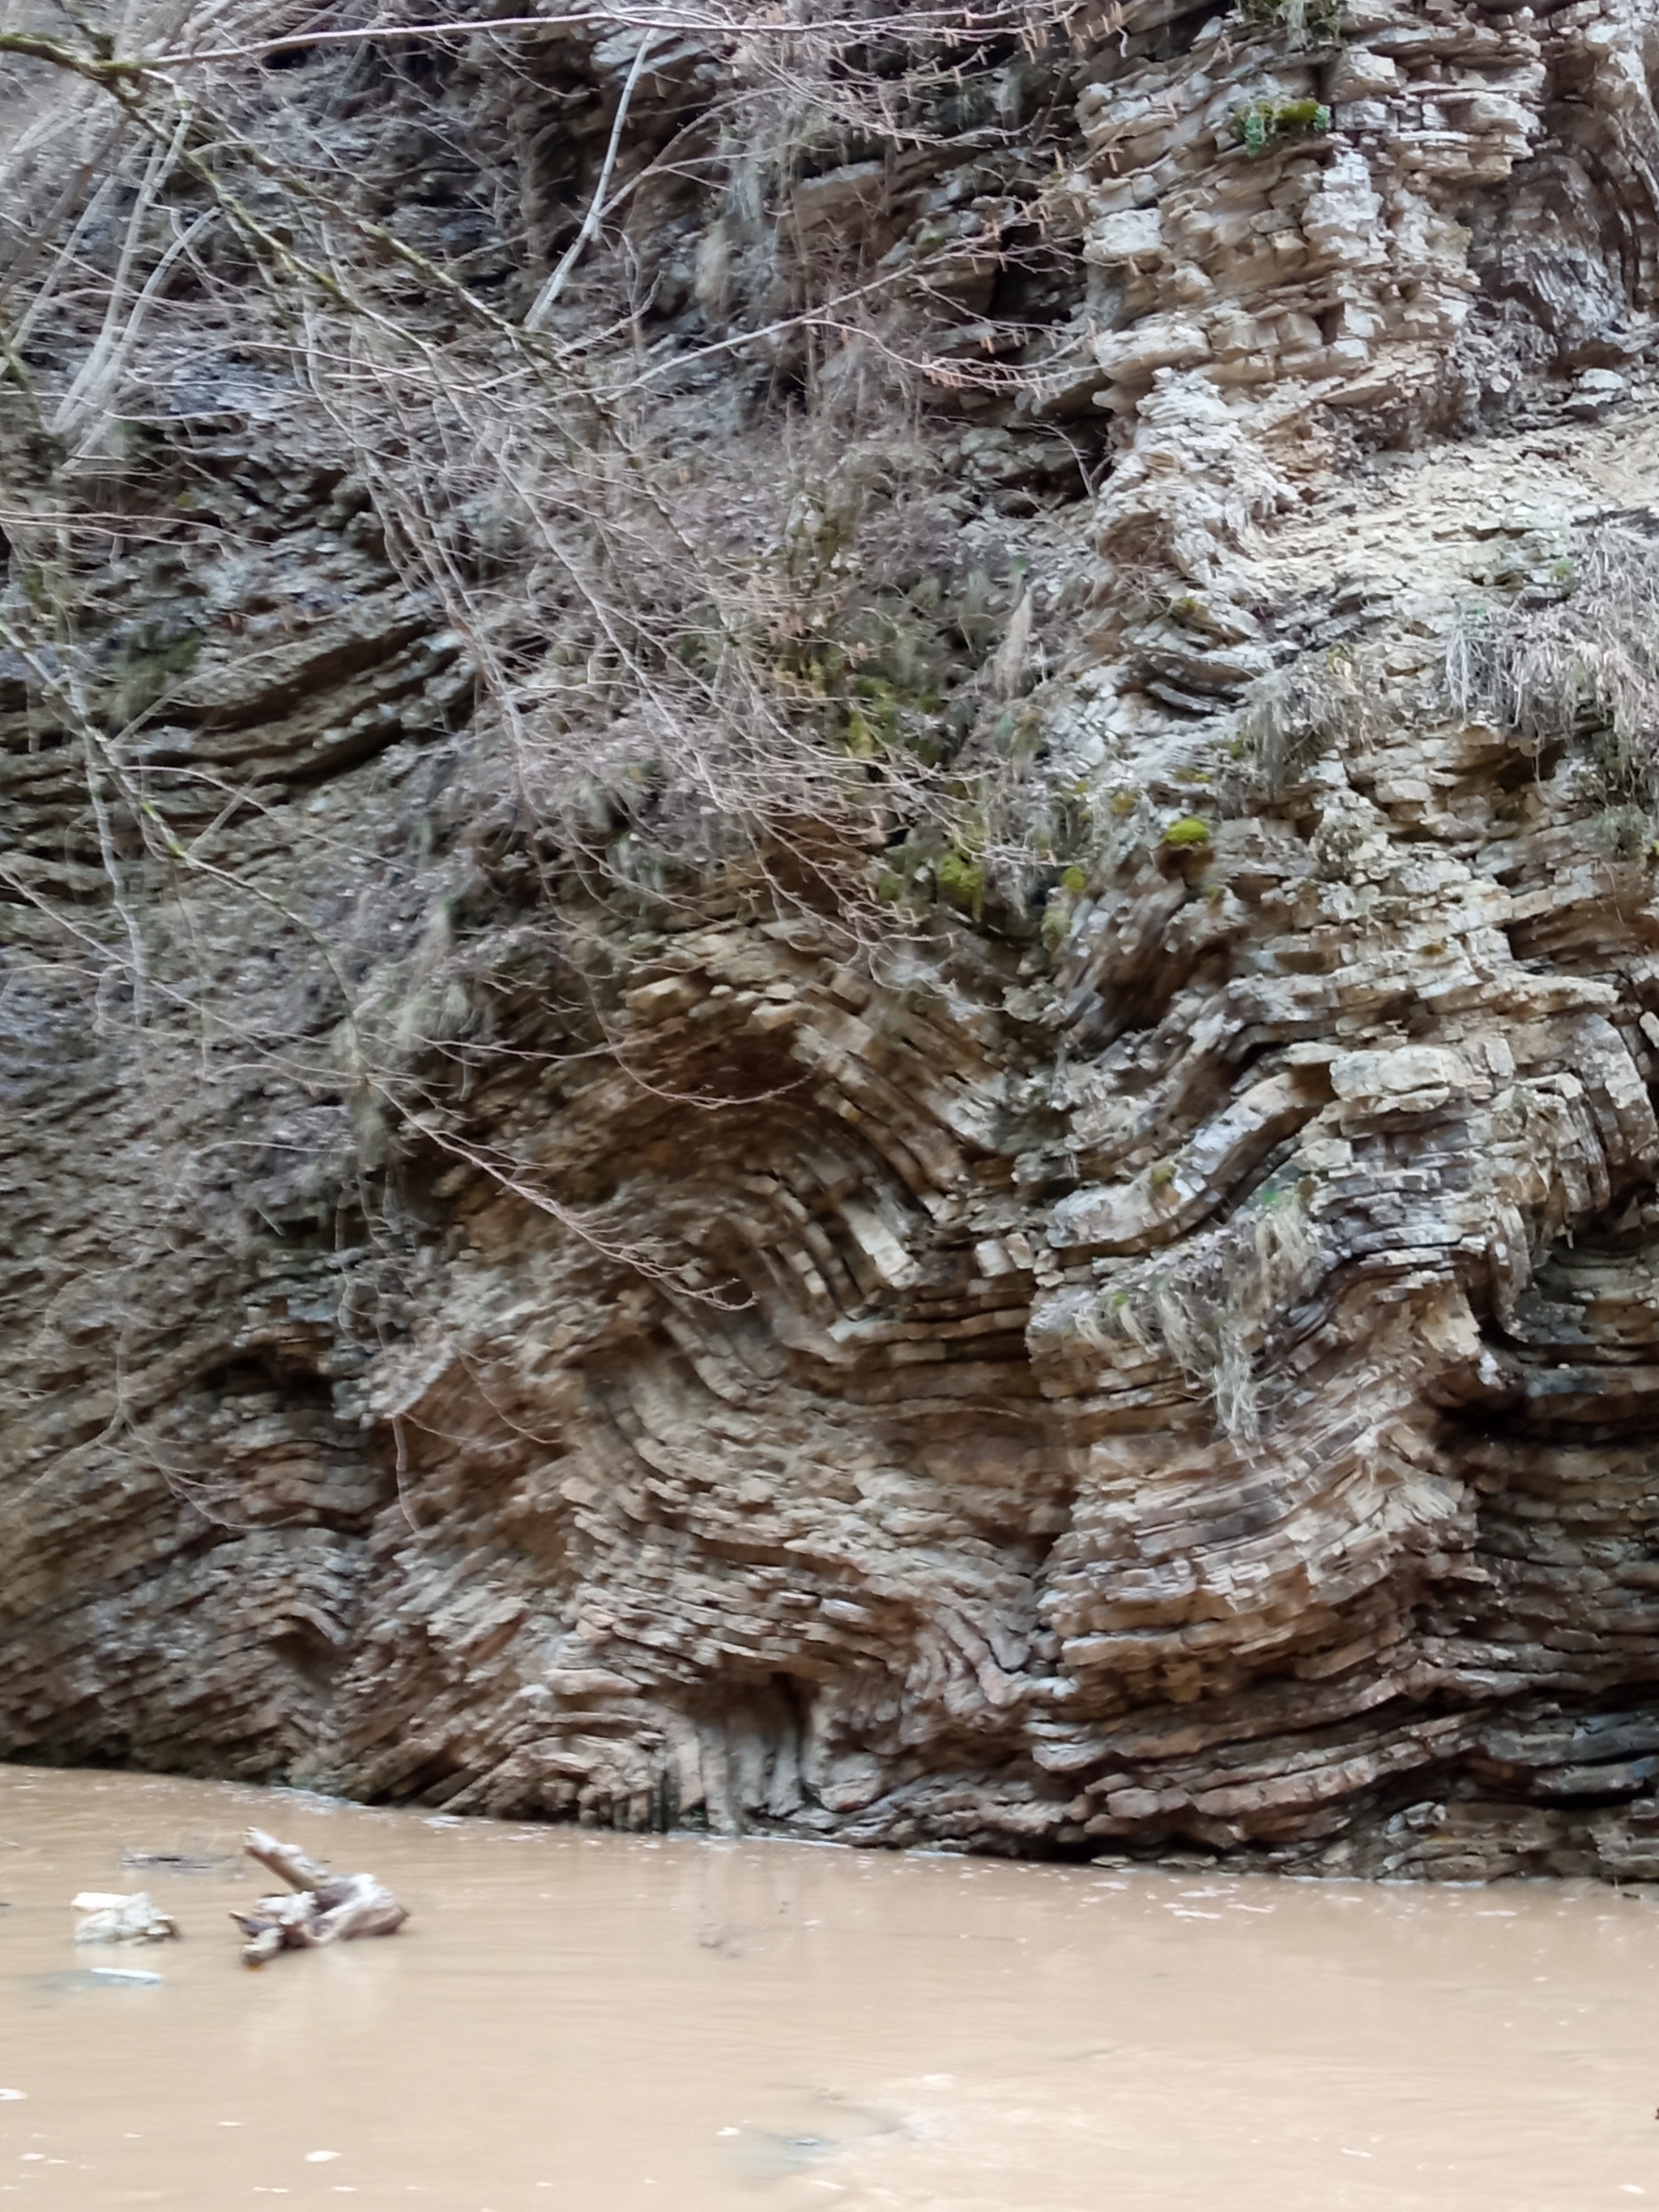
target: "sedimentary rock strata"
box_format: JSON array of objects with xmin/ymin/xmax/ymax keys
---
[{"xmin": 10, "ymin": 0, "xmax": 1659, "ymax": 1877}]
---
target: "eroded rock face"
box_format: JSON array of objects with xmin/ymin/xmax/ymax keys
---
[{"xmin": 11, "ymin": 0, "xmax": 1659, "ymax": 1878}]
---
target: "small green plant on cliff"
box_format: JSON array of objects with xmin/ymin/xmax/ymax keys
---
[
  {"xmin": 936, "ymin": 846, "xmax": 986, "ymax": 918},
  {"xmin": 1233, "ymin": 99, "xmax": 1333, "ymax": 156},
  {"xmin": 1038, "ymin": 864, "xmax": 1090, "ymax": 948},
  {"xmin": 1162, "ymin": 815, "xmax": 1212, "ymax": 850}
]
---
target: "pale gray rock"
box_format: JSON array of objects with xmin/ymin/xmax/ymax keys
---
[{"xmin": 72, "ymin": 1893, "xmax": 180, "ymax": 1943}]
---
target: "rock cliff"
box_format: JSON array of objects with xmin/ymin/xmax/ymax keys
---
[{"xmin": 10, "ymin": 0, "xmax": 1659, "ymax": 1877}]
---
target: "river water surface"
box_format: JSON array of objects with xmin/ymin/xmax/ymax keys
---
[{"xmin": 2, "ymin": 1767, "xmax": 1657, "ymax": 2210}]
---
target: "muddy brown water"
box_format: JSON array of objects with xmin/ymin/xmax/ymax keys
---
[{"xmin": 2, "ymin": 1769, "xmax": 1658, "ymax": 2210}]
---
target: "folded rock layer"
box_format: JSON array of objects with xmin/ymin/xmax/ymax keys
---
[{"xmin": 8, "ymin": 0, "xmax": 1659, "ymax": 1878}]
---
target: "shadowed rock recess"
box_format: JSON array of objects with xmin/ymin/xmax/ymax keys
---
[{"xmin": 14, "ymin": 0, "xmax": 1659, "ymax": 1879}]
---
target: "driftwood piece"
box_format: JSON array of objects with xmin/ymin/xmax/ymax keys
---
[
  {"xmin": 232, "ymin": 1827, "xmax": 407, "ymax": 1967},
  {"xmin": 72, "ymin": 1890, "xmax": 180, "ymax": 1943}
]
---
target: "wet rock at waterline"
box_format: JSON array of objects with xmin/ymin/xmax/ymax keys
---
[{"xmin": 11, "ymin": 0, "xmax": 1659, "ymax": 1880}]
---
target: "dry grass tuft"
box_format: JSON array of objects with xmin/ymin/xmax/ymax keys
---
[
  {"xmin": 1079, "ymin": 1183, "xmax": 1320, "ymax": 1443},
  {"xmin": 1443, "ymin": 526, "xmax": 1659, "ymax": 813},
  {"xmin": 1233, "ymin": 644, "xmax": 1384, "ymax": 799}
]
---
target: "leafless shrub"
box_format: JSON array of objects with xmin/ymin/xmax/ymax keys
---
[
  {"xmin": 0, "ymin": 0, "xmax": 1091, "ymax": 1319},
  {"xmin": 2, "ymin": 0, "xmax": 1077, "ymax": 921}
]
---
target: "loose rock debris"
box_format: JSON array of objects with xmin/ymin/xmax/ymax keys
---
[{"xmin": 232, "ymin": 1828, "xmax": 408, "ymax": 1966}]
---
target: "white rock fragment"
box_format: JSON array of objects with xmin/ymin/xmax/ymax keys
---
[
  {"xmin": 72, "ymin": 1891, "xmax": 180, "ymax": 1944},
  {"xmin": 1085, "ymin": 207, "xmax": 1164, "ymax": 265}
]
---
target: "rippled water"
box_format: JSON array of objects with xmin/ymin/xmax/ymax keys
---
[{"xmin": 2, "ymin": 1766, "xmax": 1658, "ymax": 2210}]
